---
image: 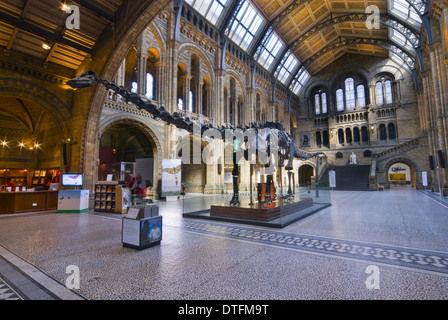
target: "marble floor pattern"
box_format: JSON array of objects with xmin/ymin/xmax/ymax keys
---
[{"xmin": 1, "ymin": 188, "xmax": 448, "ymax": 300}]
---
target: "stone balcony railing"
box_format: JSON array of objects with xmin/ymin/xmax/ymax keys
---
[{"xmin": 104, "ymin": 92, "xmax": 215, "ymax": 126}]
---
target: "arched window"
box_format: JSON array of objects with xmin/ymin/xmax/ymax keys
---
[
  {"xmin": 315, "ymin": 93, "xmax": 321, "ymax": 115},
  {"xmin": 353, "ymin": 127, "xmax": 360, "ymax": 142},
  {"xmin": 338, "ymin": 128, "xmax": 344, "ymax": 144},
  {"xmin": 345, "ymin": 78, "xmax": 355, "ymax": 110},
  {"xmin": 385, "ymin": 80, "xmax": 393, "ymax": 104},
  {"xmin": 376, "ymin": 82, "xmax": 384, "ymax": 106},
  {"xmin": 379, "ymin": 124, "xmax": 387, "ymax": 140},
  {"xmin": 321, "ymin": 93, "xmax": 327, "ymax": 114},
  {"xmin": 388, "ymin": 123, "xmax": 396, "ymax": 140},
  {"xmin": 316, "ymin": 131, "xmax": 322, "ymax": 147},
  {"xmin": 314, "ymin": 91, "xmax": 328, "ymax": 115},
  {"xmin": 345, "ymin": 128, "xmax": 352, "ymax": 143},
  {"xmin": 375, "ymin": 78, "xmax": 394, "ymax": 106},
  {"xmin": 177, "ymin": 98, "xmax": 183, "ymax": 110},
  {"xmin": 361, "ymin": 126, "xmax": 368, "ymax": 142},
  {"xmin": 323, "ymin": 130, "xmax": 329, "ymax": 147},
  {"xmin": 336, "ymin": 89, "xmax": 344, "ymax": 111},
  {"xmin": 146, "ymin": 73, "xmax": 155, "ymax": 99},
  {"xmin": 189, "ymin": 90, "xmax": 194, "ymax": 112},
  {"xmin": 357, "ymin": 85, "xmax": 366, "ymax": 108}
]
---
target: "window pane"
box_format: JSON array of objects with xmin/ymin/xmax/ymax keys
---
[
  {"xmin": 178, "ymin": 98, "xmax": 183, "ymax": 110},
  {"xmin": 376, "ymin": 82, "xmax": 384, "ymax": 106},
  {"xmin": 187, "ymin": 0, "xmax": 228, "ymax": 25},
  {"xmin": 345, "ymin": 78, "xmax": 355, "ymax": 110},
  {"xmin": 321, "ymin": 93, "xmax": 327, "ymax": 114},
  {"xmin": 357, "ymin": 85, "xmax": 366, "ymax": 108},
  {"xmin": 315, "ymin": 94, "xmax": 320, "ymax": 115},
  {"xmin": 385, "ymin": 80, "xmax": 393, "ymax": 104},
  {"xmin": 257, "ymin": 31, "xmax": 284, "ymax": 70},
  {"xmin": 228, "ymin": 1, "xmax": 264, "ymax": 52},
  {"xmin": 146, "ymin": 73, "xmax": 154, "ymax": 99},
  {"xmin": 336, "ymin": 89, "xmax": 344, "ymax": 111},
  {"xmin": 189, "ymin": 90, "xmax": 194, "ymax": 112}
]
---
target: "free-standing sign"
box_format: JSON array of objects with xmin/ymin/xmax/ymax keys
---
[
  {"xmin": 422, "ymin": 171, "xmax": 428, "ymax": 187},
  {"xmin": 161, "ymin": 159, "xmax": 182, "ymax": 197},
  {"xmin": 329, "ymin": 170, "xmax": 336, "ymax": 188}
]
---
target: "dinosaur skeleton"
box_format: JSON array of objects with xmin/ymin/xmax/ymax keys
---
[{"xmin": 67, "ymin": 71, "xmax": 325, "ymax": 205}]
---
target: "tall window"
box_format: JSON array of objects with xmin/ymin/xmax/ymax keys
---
[
  {"xmin": 228, "ymin": 1, "xmax": 264, "ymax": 51},
  {"xmin": 314, "ymin": 91, "xmax": 328, "ymax": 115},
  {"xmin": 178, "ymin": 98, "xmax": 183, "ymax": 110},
  {"xmin": 321, "ymin": 93, "xmax": 327, "ymax": 114},
  {"xmin": 345, "ymin": 78, "xmax": 355, "ymax": 110},
  {"xmin": 385, "ymin": 80, "xmax": 393, "ymax": 104},
  {"xmin": 315, "ymin": 94, "xmax": 321, "ymax": 115},
  {"xmin": 376, "ymin": 82, "xmax": 384, "ymax": 106},
  {"xmin": 357, "ymin": 85, "xmax": 366, "ymax": 108},
  {"xmin": 336, "ymin": 89, "xmax": 344, "ymax": 111},
  {"xmin": 146, "ymin": 73, "xmax": 154, "ymax": 99},
  {"xmin": 375, "ymin": 79, "xmax": 394, "ymax": 106},
  {"xmin": 189, "ymin": 90, "xmax": 194, "ymax": 112}
]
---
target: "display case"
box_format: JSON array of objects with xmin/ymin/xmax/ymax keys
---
[
  {"xmin": 94, "ymin": 182, "xmax": 118, "ymax": 213},
  {"xmin": 122, "ymin": 195, "xmax": 161, "ymax": 250}
]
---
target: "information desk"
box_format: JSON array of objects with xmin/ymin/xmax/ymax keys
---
[
  {"xmin": 57, "ymin": 189, "xmax": 90, "ymax": 213},
  {"xmin": 0, "ymin": 191, "xmax": 58, "ymax": 214}
]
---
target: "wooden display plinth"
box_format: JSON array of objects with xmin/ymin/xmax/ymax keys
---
[{"xmin": 210, "ymin": 197, "xmax": 313, "ymax": 222}]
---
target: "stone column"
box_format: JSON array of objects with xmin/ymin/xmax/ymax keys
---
[
  {"xmin": 197, "ymin": 81, "xmax": 204, "ymax": 115},
  {"xmin": 166, "ymin": 39, "xmax": 180, "ymax": 113},
  {"xmin": 183, "ymin": 75, "xmax": 191, "ymax": 112},
  {"xmin": 155, "ymin": 61, "xmax": 165, "ymax": 104},
  {"xmin": 205, "ymin": 86, "xmax": 213, "ymax": 120},
  {"xmin": 137, "ymin": 52, "xmax": 148, "ymax": 97}
]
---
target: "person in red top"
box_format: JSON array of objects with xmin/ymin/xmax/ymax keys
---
[{"xmin": 4, "ymin": 178, "xmax": 14, "ymax": 191}]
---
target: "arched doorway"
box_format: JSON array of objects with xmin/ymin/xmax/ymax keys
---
[
  {"xmin": 298, "ymin": 164, "xmax": 315, "ymax": 187},
  {"xmin": 387, "ymin": 161, "xmax": 415, "ymax": 188},
  {"xmin": 99, "ymin": 122, "xmax": 157, "ymax": 190}
]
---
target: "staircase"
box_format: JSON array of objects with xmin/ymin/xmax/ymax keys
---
[{"xmin": 319, "ymin": 165, "xmax": 371, "ymax": 191}]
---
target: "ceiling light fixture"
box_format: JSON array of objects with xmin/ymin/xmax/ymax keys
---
[{"xmin": 42, "ymin": 43, "xmax": 51, "ymax": 50}]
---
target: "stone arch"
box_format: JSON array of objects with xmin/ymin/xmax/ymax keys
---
[
  {"xmin": 298, "ymin": 162, "xmax": 315, "ymax": 186},
  {"xmin": 178, "ymin": 44, "xmax": 214, "ymax": 87},
  {"xmin": 0, "ymin": 78, "xmax": 71, "ymax": 140},
  {"xmin": 99, "ymin": 115, "xmax": 164, "ymax": 192},
  {"xmin": 382, "ymin": 157, "xmax": 420, "ymax": 188}
]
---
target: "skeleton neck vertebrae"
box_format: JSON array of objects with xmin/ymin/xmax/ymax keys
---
[{"xmin": 68, "ymin": 71, "xmax": 325, "ymax": 204}]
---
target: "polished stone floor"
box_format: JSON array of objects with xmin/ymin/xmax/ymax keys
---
[{"xmin": 1, "ymin": 188, "xmax": 448, "ymax": 300}]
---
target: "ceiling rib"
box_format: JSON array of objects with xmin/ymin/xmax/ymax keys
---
[{"xmin": 0, "ymin": 10, "xmax": 93, "ymax": 55}]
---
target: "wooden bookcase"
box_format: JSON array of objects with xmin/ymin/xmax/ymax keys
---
[{"xmin": 94, "ymin": 183, "xmax": 117, "ymax": 213}]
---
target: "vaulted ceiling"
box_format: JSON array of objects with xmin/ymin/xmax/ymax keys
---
[{"xmin": 0, "ymin": 0, "xmax": 435, "ymax": 94}]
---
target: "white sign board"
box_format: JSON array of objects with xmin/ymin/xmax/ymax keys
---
[
  {"xmin": 122, "ymin": 218, "xmax": 140, "ymax": 246},
  {"xmin": 161, "ymin": 159, "xmax": 182, "ymax": 196},
  {"xmin": 329, "ymin": 170, "xmax": 336, "ymax": 188},
  {"xmin": 422, "ymin": 171, "xmax": 428, "ymax": 187}
]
